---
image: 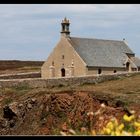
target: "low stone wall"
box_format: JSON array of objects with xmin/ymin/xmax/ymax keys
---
[
  {"xmin": 0, "ymin": 71, "xmax": 139, "ymax": 89},
  {"xmin": 0, "ymin": 72, "xmax": 41, "ymax": 79}
]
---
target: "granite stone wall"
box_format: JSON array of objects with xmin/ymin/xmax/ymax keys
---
[{"xmin": 0, "ymin": 72, "xmax": 139, "ymax": 89}]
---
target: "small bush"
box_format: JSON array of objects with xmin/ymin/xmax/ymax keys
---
[{"xmin": 4, "ymin": 98, "xmax": 13, "ymax": 105}]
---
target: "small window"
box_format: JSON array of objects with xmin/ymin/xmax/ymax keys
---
[
  {"xmin": 52, "ymin": 61, "xmax": 54, "ymax": 66},
  {"xmin": 98, "ymin": 69, "xmax": 102, "ymax": 74},
  {"xmin": 62, "ymin": 55, "xmax": 64, "ymax": 59},
  {"xmin": 113, "ymin": 70, "xmax": 117, "ymax": 73}
]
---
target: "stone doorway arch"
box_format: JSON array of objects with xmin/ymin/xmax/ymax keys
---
[
  {"xmin": 61, "ymin": 68, "xmax": 65, "ymax": 77},
  {"xmin": 126, "ymin": 62, "xmax": 130, "ymax": 72},
  {"xmin": 98, "ymin": 68, "xmax": 102, "ymax": 74}
]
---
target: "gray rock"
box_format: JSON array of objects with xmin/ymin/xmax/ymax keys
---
[
  {"xmin": 27, "ymin": 103, "xmax": 32, "ymax": 109},
  {"xmin": 9, "ymin": 119, "xmax": 16, "ymax": 128},
  {"xmin": 9, "ymin": 102, "xmax": 18, "ymax": 115},
  {"xmin": 0, "ymin": 119, "xmax": 8, "ymax": 128},
  {"xmin": 18, "ymin": 103, "xmax": 24, "ymax": 108},
  {"xmin": 31, "ymin": 98, "xmax": 36, "ymax": 103}
]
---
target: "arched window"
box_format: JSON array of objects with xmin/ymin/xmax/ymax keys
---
[{"xmin": 62, "ymin": 25, "xmax": 65, "ymax": 32}]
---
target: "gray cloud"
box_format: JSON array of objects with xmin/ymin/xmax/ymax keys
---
[{"xmin": 0, "ymin": 4, "xmax": 140, "ymax": 60}]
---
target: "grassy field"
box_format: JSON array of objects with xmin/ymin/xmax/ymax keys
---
[
  {"xmin": 0, "ymin": 72, "xmax": 140, "ymax": 110},
  {"xmin": 0, "ymin": 71, "xmax": 140, "ymax": 135},
  {"xmin": 76, "ymin": 73, "xmax": 140, "ymax": 106}
]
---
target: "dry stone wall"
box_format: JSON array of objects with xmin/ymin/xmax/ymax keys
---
[{"xmin": 0, "ymin": 72, "xmax": 139, "ymax": 89}]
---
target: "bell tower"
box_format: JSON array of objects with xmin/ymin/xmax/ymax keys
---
[{"xmin": 61, "ymin": 17, "xmax": 70, "ymax": 37}]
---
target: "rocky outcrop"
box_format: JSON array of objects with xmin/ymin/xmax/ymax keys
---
[{"xmin": 0, "ymin": 91, "xmax": 130, "ymax": 135}]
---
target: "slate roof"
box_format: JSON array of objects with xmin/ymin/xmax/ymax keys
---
[
  {"xmin": 68, "ymin": 36, "xmax": 136, "ymax": 68},
  {"xmin": 131, "ymin": 57, "xmax": 140, "ymax": 67}
]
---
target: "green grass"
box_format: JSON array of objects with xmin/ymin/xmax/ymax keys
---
[
  {"xmin": 14, "ymin": 84, "xmax": 31, "ymax": 91},
  {"xmin": 4, "ymin": 98, "xmax": 13, "ymax": 105}
]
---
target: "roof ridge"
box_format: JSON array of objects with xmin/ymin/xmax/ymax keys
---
[{"xmin": 70, "ymin": 36, "xmax": 123, "ymax": 42}]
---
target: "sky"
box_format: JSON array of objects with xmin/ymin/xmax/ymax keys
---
[{"xmin": 0, "ymin": 4, "xmax": 140, "ymax": 61}]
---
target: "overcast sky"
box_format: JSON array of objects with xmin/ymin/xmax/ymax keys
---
[{"xmin": 0, "ymin": 4, "xmax": 140, "ymax": 61}]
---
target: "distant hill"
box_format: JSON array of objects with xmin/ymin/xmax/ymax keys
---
[
  {"xmin": 0, "ymin": 60, "xmax": 44, "ymax": 75},
  {"xmin": 0, "ymin": 60, "xmax": 44, "ymax": 70}
]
